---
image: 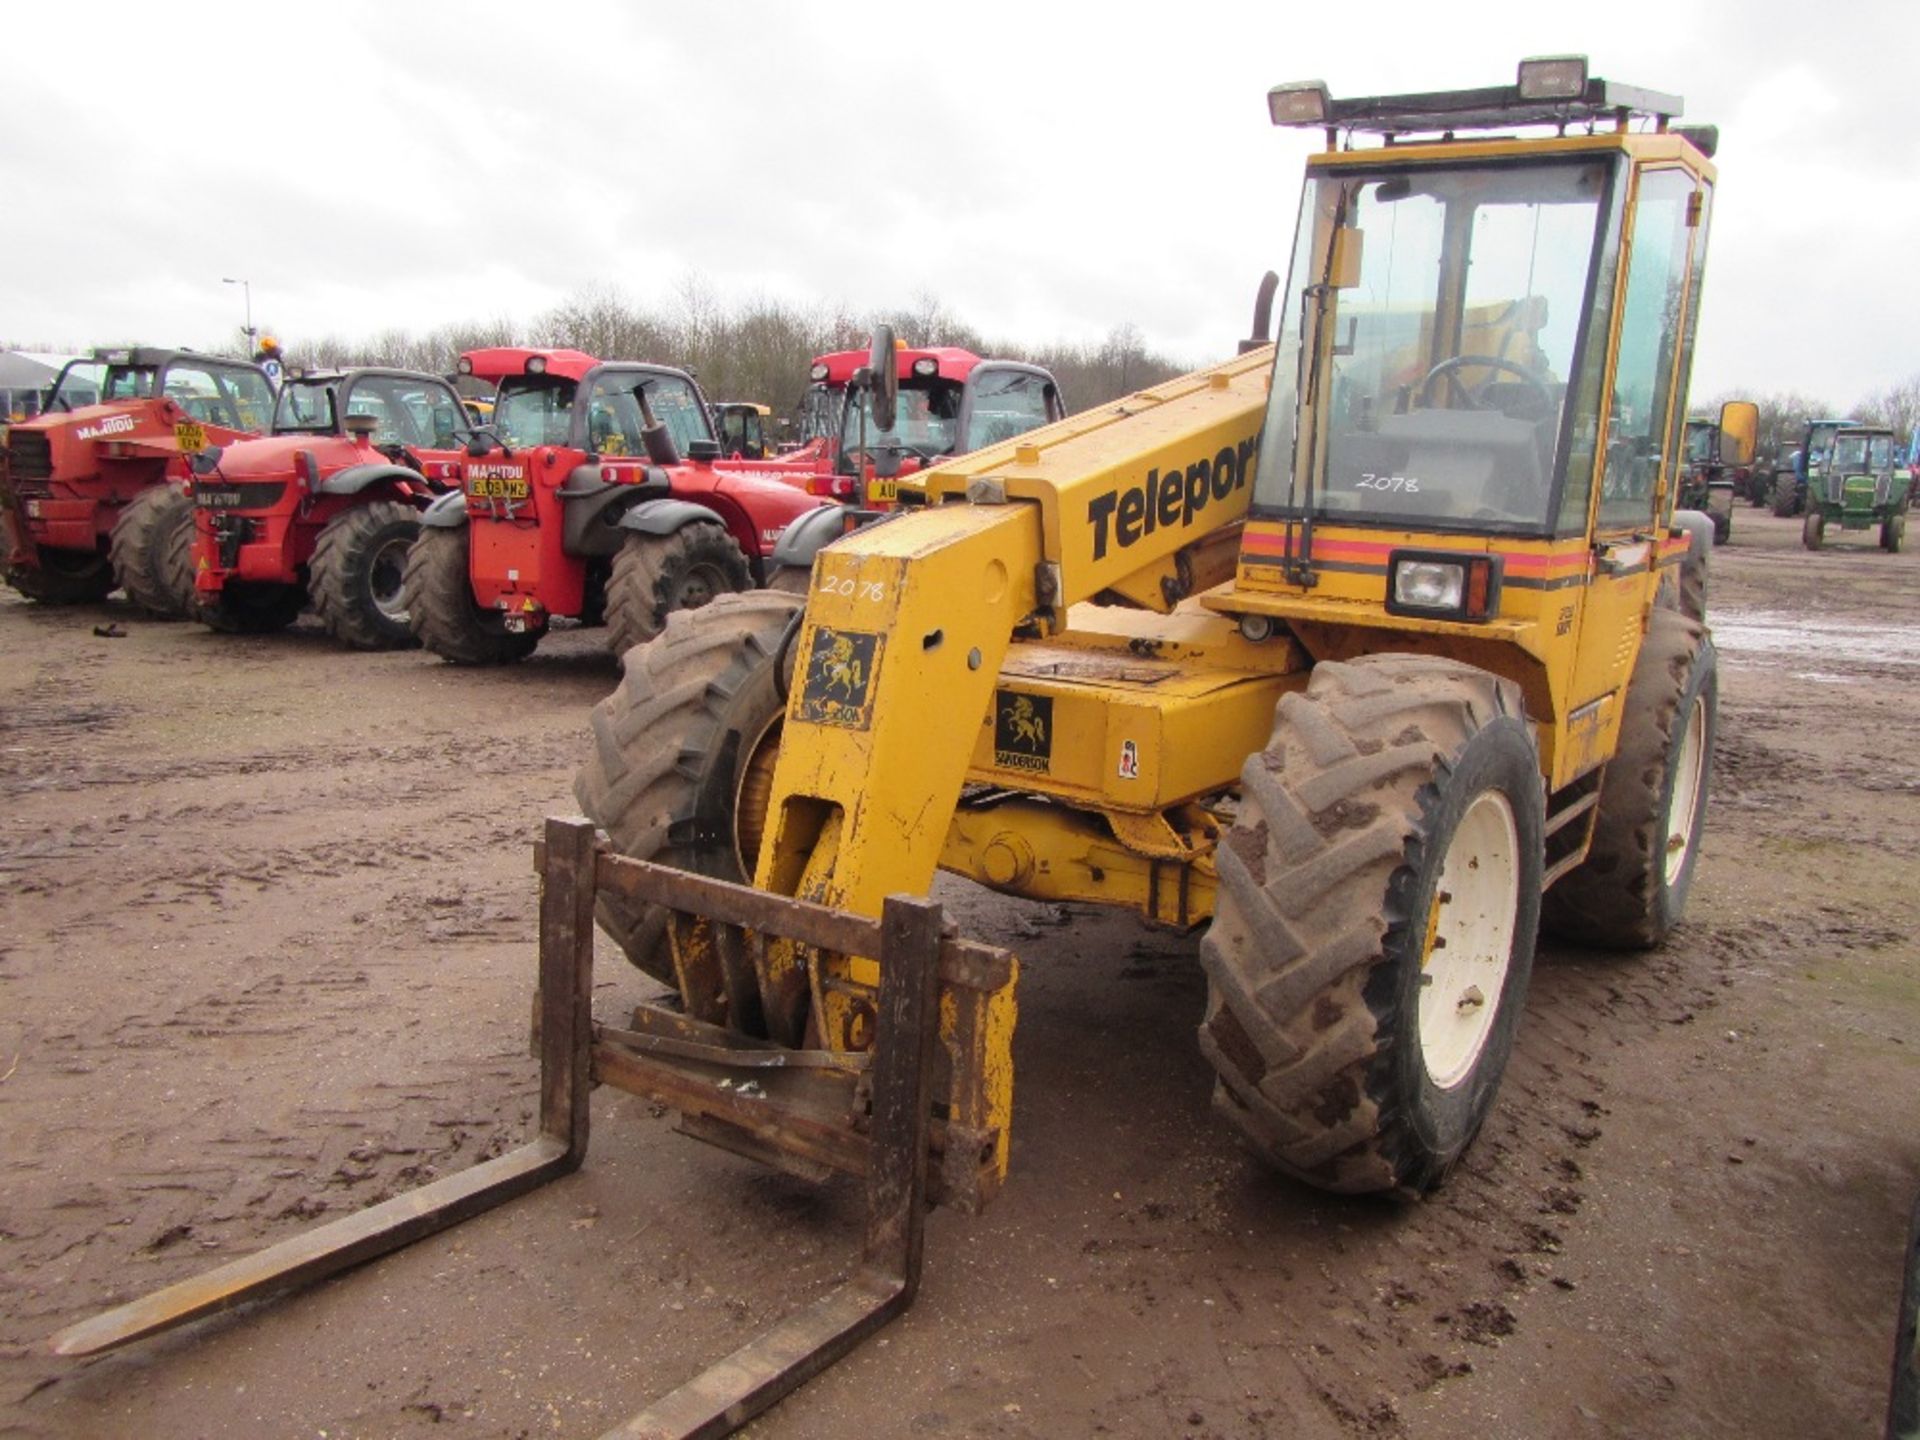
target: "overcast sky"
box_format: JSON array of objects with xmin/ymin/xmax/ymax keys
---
[{"xmin": 3, "ymin": 0, "xmax": 1913, "ymax": 406}]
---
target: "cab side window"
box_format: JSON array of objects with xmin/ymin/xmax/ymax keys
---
[
  {"xmin": 1596, "ymin": 169, "xmax": 1698, "ymax": 530},
  {"xmin": 963, "ymin": 370, "xmax": 1056, "ymax": 451}
]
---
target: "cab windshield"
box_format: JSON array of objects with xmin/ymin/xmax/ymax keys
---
[
  {"xmin": 1831, "ymin": 431, "xmax": 1893, "ymax": 473},
  {"xmin": 1254, "ymin": 158, "xmax": 1613, "ymax": 532},
  {"xmin": 274, "ymin": 381, "xmax": 337, "ymax": 433},
  {"xmin": 496, "ymin": 377, "xmax": 578, "ymax": 447},
  {"xmin": 839, "ymin": 380, "xmax": 958, "ymax": 467}
]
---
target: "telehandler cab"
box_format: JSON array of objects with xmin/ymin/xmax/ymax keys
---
[
  {"xmin": 0, "ymin": 348, "xmax": 275, "ymax": 614},
  {"xmin": 403, "ymin": 347, "xmax": 829, "ymax": 664},
  {"xmin": 59, "ymin": 60, "xmax": 1730, "ymax": 1438},
  {"xmin": 766, "ymin": 339, "xmax": 1067, "ymax": 587},
  {"xmin": 183, "ymin": 368, "xmax": 470, "ymax": 645}
]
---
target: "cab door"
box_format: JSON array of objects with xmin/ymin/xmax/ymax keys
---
[{"xmin": 1562, "ymin": 164, "xmax": 1710, "ymax": 781}]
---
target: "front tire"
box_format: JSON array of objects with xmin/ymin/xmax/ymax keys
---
[
  {"xmin": 604, "ymin": 521, "xmax": 753, "ymax": 662},
  {"xmin": 402, "ymin": 525, "xmax": 539, "ymax": 665},
  {"xmin": 194, "ymin": 580, "xmax": 306, "ymax": 634},
  {"xmin": 1541, "ymin": 609, "xmax": 1716, "ymax": 950},
  {"xmin": 109, "ymin": 484, "xmax": 195, "ymax": 618},
  {"xmin": 1198, "ymin": 656, "xmax": 1544, "ymax": 1196},
  {"xmin": 1883, "ymin": 514, "xmax": 1906, "ymax": 553},
  {"xmin": 1803, "ymin": 510, "xmax": 1826, "ymax": 550},
  {"xmin": 310, "ymin": 500, "xmax": 422, "ymax": 650},
  {"xmin": 574, "ymin": 591, "xmax": 802, "ymax": 1000}
]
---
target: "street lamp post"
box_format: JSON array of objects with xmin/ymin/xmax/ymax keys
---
[{"xmin": 222, "ymin": 277, "xmax": 255, "ymax": 350}]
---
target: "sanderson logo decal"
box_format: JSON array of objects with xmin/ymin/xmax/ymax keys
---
[
  {"xmin": 1087, "ymin": 435, "xmax": 1260, "ymax": 561},
  {"xmin": 794, "ymin": 626, "xmax": 883, "ymax": 730},
  {"xmin": 993, "ymin": 689, "xmax": 1052, "ymax": 773}
]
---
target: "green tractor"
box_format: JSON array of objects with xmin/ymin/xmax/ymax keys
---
[{"xmin": 1801, "ymin": 425, "xmax": 1910, "ymax": 551}]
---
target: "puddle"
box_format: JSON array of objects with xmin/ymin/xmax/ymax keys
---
[{"xmin": 1712, "ymin": 610, "xmax": 1920, "ymax": 670}]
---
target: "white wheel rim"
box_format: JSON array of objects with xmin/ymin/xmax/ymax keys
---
[
  {"xmin": 1418, "ymin": 791, "xmax": 1520, "ymax": 1091},
  {"xmin": 1664, "ymin": 693, "xmax": 1707, "ymax": 887}
]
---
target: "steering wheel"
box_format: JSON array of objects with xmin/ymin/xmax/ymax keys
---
[{"xmin": 1416, "ymin": 354, "xmax": 1553, "ymax": 412}]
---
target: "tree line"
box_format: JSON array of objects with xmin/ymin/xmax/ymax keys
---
[
  {"xmin": 1701, "ymin": 376, "xmax": 1920, "ymax": 456},
  {"xmin": 240, "ymin": 283, "xmax": 1192, "ymax": 423}
]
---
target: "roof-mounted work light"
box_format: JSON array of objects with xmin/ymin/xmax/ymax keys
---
[
  {"xmin": 1516, "ymin": 55, "xmax": 1588, "ymax": 101},
  {"xmin": 1267, "ymin": 81, "xmax": 1331, "ymax": 126}
]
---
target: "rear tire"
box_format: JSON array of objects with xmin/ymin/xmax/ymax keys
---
[
  {"xmin": 574, "ymin": 591, "xmax": 803, "ymax": 994},
  {"xmin": 1541, "ymin": 609, "xmax": 1716, "ymax": 950},
  {"xmin": 194, "ymin": 580, "xmax": 306, "ymax": 634},
  {"xmin": 1198, "ymin": 656, "xmax": 1544, "ymax": 1195},
  {"xmin": 1802, "ymin": 510, "xmax": 1825, "ymax": 550},
  {"xmin": 402, "ymin": 525, "xmax": 539, "ymax": 664},
  {"xmin": 311, "ymin": 500, "xmax": 421, "ymax": 650},
  {"xmin": 1772, "ymin": 476, "xmax": 1801, "ymax": 517},
  {"xmin": 604, "ymin": 521, "xmax": 753, "ymax": 662},
  {"xmin": 4, "ymin": 548, "xmax": 116, "ymax": 604},
  {"xmin": 109, "ymin": 484, "xmax": 195, "ymax": 618}
]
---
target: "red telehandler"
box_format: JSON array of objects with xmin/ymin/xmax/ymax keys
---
[
  {"xmin": 1, "ymin": 348, "xmax": 275, "ymax": 614},
  {"xmin": 185, "ymin": 368, "xmax": 471, "ymax": 646},
  {"xmin": 403, "ymin": 347, "xmax": 830, "ymax": 664}
]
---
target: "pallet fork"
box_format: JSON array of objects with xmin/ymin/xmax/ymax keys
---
[{"xmin": 52, "ymin": 817, "xmax": 1012, "ymax": 1438}]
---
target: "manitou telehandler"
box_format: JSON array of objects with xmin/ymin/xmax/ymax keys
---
[
  {"xmin": 184, "ymin": 368, "xmax": 471, "ymax": 645},
  {"xmin": 766, "ymin": 339, "xmax": 1067, "ymax": 586},
  {"xmin": 403, "ymin": 346, "xmax": 831, "ymax": 664},
  {"xmin": 0, "ymin": 348, "xmax": 275, "ymax": 614},
  {"xmin": 58, "ymin": 59, "xmax": 1732, "ymax": 1438}
]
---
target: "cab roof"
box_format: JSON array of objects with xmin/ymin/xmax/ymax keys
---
[
  {"xmin": 810, "ymin": 346, "xmax": 983, "ymax": 387},
  {"xmin": 458, "ymin": 347, "xmax": 601, "ymax": 385}
]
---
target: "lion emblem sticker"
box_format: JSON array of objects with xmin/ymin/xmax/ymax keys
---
[
  {"xmin": 794, "ymin": 626, "xmax": 883, "ymax": 730},
  {"xmin": 993, "ymin": 689, "xmax": 1053, "ymax": 773}
]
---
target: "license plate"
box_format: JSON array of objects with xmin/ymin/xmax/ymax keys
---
[
  {"xmin": 867, "ymin": 478, "xmax": 898, "ymax": 503},
  {"xmin": 175, "ymin": 421, "xmax": 207, "ymax": 453},
  {"xmin": 468, "ymin": 474, "xmax": 530, "ymax": 500},
  {"xmin": 195, "ymin": 488, "xmax": 244, "ymax": 508}
]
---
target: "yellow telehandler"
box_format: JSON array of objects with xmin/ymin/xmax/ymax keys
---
[{"xmin": 58, "ymin": 57, "xmax": 1742, "ymax": 1437}]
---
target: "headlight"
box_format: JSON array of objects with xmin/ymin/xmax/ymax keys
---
[
  {"xmin": 525, "ymin": 355, "xmax": 547, "ymax": 375},
  {"xmin": 911, "ymin": 357, "xmax": 938, "ymax": 377},
  {"xmin": 457, "ymin": 356, "xmax": 474, "ymax": 375},
  {"xmin": 1387, "ymin": 552, "xmax": 1503, "ymax": 622},
  {"xmin": 1394, "ymin": 560, "xmax": 1465, "ymax": 611},
  {"xmin": 809, "ymin": 362, "xmax": 830, "ymax": 381}
]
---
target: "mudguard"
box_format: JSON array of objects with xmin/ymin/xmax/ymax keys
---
[
  {"xmin": 613, "ymin": 498, "xmax": 722, "ymax": 537},
  {"xmin": 769, "ymin": 504, "xmax": 848, "ymax": 572},
  {"xmin": 419, "ymin": 490, "xmax": 468, "ymax": 528},
  {"xmin": 560, "ymin": 467, "xmax": 672, "ymax": 557},
  {"xmin": 316, "ymin": 463, "xmax": 422, "ymax": 498}
]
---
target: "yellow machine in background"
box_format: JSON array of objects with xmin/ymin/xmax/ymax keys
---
[{"xmin": 581, "ymin": 56, "xmax": 1733, "ymax": 1199}]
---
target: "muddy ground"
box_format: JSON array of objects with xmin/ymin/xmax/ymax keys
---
[{"xmin": 2, "ymin": 504, "xmax": 1917, "ymax": 1439}]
